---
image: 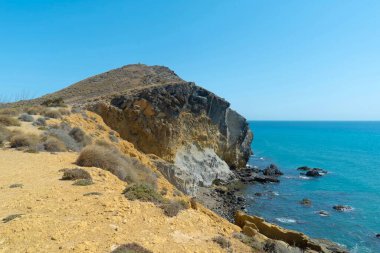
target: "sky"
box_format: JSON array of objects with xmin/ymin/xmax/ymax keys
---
[{"xmin": 0, "ymin": 0, "xmax": 379, "ymax": 120}]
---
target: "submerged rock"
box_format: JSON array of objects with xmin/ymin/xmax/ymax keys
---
[
  {"xmin": 376, "ymin": 234, "xmax": 380, "ymax": 239},
  {"xmin": 299, "ymin": 198, "xmax": 312, "ymax": 206},
  {"xmin": 333, "ymin": 205, "xmax": 353, "ymax": 212},
  {"xmin": 317, "ymin": 210, "xmax": 330, "ymax": 217}
]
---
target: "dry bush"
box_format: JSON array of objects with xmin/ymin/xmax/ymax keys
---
[
  {"xmin": 69, "ymin": 127, "xmax": 91, "ymax": 146},
  {"xmin": 18, "ymin": 113, "xmax": 34, "ymax": 122},
  {"xmin": 25, "ymin": 106, "xmax": 44, "ymax": 115},
  {"xmin": 160, "ymin": 200, "xmax": 189, "ymax": 217},
  {"xmin": 33, "ymin": 117, "xmax": 46, "ymax": 126},
  {"xmin": 41, "ymin": 97, "xmax": 65, "ymax": 107},
  {"xmin": 10, "ymin": 133, "xmax": 39, "ymax": 150},
  {"xmin": 42, "ymin": 136, "xmax": 67, "ymax": 152},
  {"xmin": 0, "ymin": 126, "xmax": 11, "ymax": 146},
  {"xmin": 212, "ymin": 236, "xmax": 231, "ymax": 249},
  {"xmin": 42, "ymin": 109, "xmax": 62, "ymax": 119},
  {"xmin": 111, "ymin": 243, "xmax": 153, "ymax": 253},
  {"xmin": 58, "ymin": 108, "xmax": 71, "ymax": 115},
  {"xmin": 47, "ymin": 128, "xmax": 82, "ymax": 151},
  {"xmin": 0, "ymin": 116, "xmax": 21, "ymax": 126},
  {"xmin": 76, "ymin": 145, "xmax": 157, "ymax": 187},
  {"xmin": 61, "ymin": 168, "xmax": 92, "ymax": 180},
  {"xmin": 123, "ymin": 184, "xmax": 164, "ymax": 204},
  {"xmin": 2, "ymin": 214, "xmax": 23, "ymax": 223},
  {"xmin": 0, "ymin": 108, "xmax": 20, "ymax": 116}
]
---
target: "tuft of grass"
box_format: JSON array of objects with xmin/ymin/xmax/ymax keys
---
[
  {"xmin": 123, "ymin": 184, "xmax": 164, "ymax": 204},
  {"xmin": 2, "ymin": 214, "xmax": 23, "ymax": 223},
  {"xmin": 42, "ymin": 136, "xmax": 67, "ymax": 152},
  {"xmin": 111, "ymin": 243, "xmax": 153, "ymax": 253},
  {"xmin": 61, "ymin": 168, "xmax": 92, "ymax": 180},
  {"xmin": 58, "ymin": 108, "xmax": 70, "ymax": 115},
  {"xmin": 18, "ymin": 113, "xmax": 34, "ymax": 122},
  {"xmin": 9, "ymin": 183, "xmax": 23, "ymax": 188},
  {"xmin": 212, "ymin": 236, "xmax": 231, "ymax": 249},
  {"xmin": 25, "ymin": 106, "xmax": 44, "ymax": 115},
  {"xmin": 73, "ymin": 179, "xmax": 93, "ymax": 186},
  {"xmin": 0, "ymin": 115, "xmax": 21, "ymax": 126},
  {"xmin": 160, "ymin": 200, "xmax": 189, "ymax": 217},
  {"xmin": 0, "ymin": 108, "xmax": 20, "ymax": 116},
  {"xmin": 47, "ymin": 128, "xmax": 83, "ymax": 152}
]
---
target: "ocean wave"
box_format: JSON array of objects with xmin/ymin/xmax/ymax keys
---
[
  {"xmin": 299, "ymin": 176, "xmax": 311, "ymax": 180},
  {"xmin": 275, "ymin": 217, "xmax": 296, "ymax": 224}
]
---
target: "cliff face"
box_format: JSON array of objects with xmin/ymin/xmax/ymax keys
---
[{"xmin": 89, "ymin": 82, "xmax": 252, "ymax": 193}]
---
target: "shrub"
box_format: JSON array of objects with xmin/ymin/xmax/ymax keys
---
[
  {"xmin": 61, "ymin": 168, "xmax": 92, "ymax": 180},
  {"xmin": 212, "ymin": 236, "xmax": 231, "ymax": 249},
  {"xmin": 58, "ymin": 108, "xmax": 70, "ymax": 115},
  {"xmin": 76, "ymin": 144, "xmax": 157, "ymax": 187},
  {"xmin": 69, "ymin": 127, "xmax": 91, "ymax": 146},
  {"xmin": 41, "ymin": 97, "xmax": 65, "ymax": 107},
  {"xmin": 18, "ymin": 113, "xmax": 34, "ymax": 122},
  {"xmin": 47, "ymin": 128, "xmax": 82, "ymax": 151},
  {"xmin": 111, "ymin": 243, "xmax": 152, "ymax": 253},
  {"xmin": 0, "ymin": 116, "xmax": 21, "ymax": 126},
  {"xmin": 83, "ymin": 192, "xmax": 102, "ymax": 196},
  {"xmin": 42, "ymin": 110, "xmax": 62, "ymax": 119},
  {"xmin": 109, "ymin": 134, "xmax": 119, "ymax": 143},
  {"xmin": 10, "ymin": 133, "xmax": 39, "ymax": 149},
  {"xmin": 123, "ymin": 184, "xmax": 164, "ymax": 204},
  {"xmin": 2, "ymin": 214, "xmax": 23, "ymax": 223},
  {"xmin": 73, "ymin": 179, "xmax": 93, "ymax": 186},
  {"xmin": 0, "ymin": 126, "xmax": 11, "ymax": 146},
  {"xmin": 43, "ymin": 136, "xmax": 67, "ymax": 152},
  {"xmin": 25, "ymin": 106, "xmax": 44, "ymax": 115},
  {"xmin": 160, "ymin": 200, "xmax": 189, "ymax": 217},
  {"xmin": 9, "ymin": 183, "xmax": 23, "ymax": 188},
  {"xmin": 0, "ymin": 108, "xmax": 20, "ymax": 116},
  {"xmin": 33, "ymin": 117, "xmax": 46, "ymax": 126}
]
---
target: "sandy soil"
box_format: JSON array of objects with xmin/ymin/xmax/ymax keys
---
[{"xmin": 0, "ymin": 149, "xmax": 252, "ymax": 253}]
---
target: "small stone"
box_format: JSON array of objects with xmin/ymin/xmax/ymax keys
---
[{"xmin": 299, "ymin": 198, "xmax": 312, "ymax": 206}]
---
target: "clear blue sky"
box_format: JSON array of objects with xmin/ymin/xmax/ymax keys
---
[{"xmin": 0, "ymin": 0, "xmax": 379, "ymax": 120}]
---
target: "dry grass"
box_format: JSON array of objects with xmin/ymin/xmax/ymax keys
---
[
  {"xmin": 2, "ymin": 214, "xmax": 23, "ymax": 223},
  {"xmin": 0, "ymin": 115, "xmax": 21, "ymax": 126},
  {"xmin": 41, "ymin": 97, "xmax": 65, "ymax": 107},
  {"xmin": 212, "ymin": 236, "xmax": 231, "ymax": 249},
  {"xmin": 160, "ymin": 200, "xmax": 189, "ymax": 217},
  {"xmin": 69, "ymin": 127, "xmax": 91, "ymax": 146},
  {"xmin": 0, "ymin": 126, "xmax": 11, "ymax": 146},
  {"xmin": 76, "ymin": 145, "xmax": 156, "ymax": 186},
  {"xmin": 72, "ymin": 179, "xmax": 93, "ymax": 186},
  {"xmin": 0, "ymin": 108, "xmax": 20, "ymax": 116},
  {"xmin": 24, "ymin": 106, "xmax": 44, "ymax": 115},
  {"xmin": 42, "ymin": 109, "xmax": 62, "ymax": 119}
]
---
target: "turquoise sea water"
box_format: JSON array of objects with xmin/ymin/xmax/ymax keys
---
[{"xmin": 245, "ymin": 121, "xmax": 380, "ymax": 252}]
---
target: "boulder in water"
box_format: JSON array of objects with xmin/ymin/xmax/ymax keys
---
[
  {"xmin": 263, "ymin": 164, "xmax": 283, "ymax": 176},
  {"xmin": 376, "ymin": 234, "xmax": 380, "ymax": 239},
  {"xmin": 333, "ymin": 205, "xmax": 353, "ymax": 212},
  {"xmin": 299, "ymin": 198, "xmax": 312, "ymax": 206}
]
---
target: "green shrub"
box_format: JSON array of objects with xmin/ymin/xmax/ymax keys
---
[
  {"xmin": 41, "ymin": 97, "xmax": 65, "ymax": 107},
  {"xmin": 123, "ymin": 184, "xmax": 164, "ymax": 204},
  {"xmin": 73, "ymin": 179, "xmax": 93, "ymax": 186},
  {"xmin": 61, "ymin": 168, "xmax": 92, "ymax": 180},
  {"xmin": 111, "ymin": 243, "xmax": 152, "ymax": 253},
  {"xmin": 0, "ymin": 115, "xmax": 21, "ymax": 126}
]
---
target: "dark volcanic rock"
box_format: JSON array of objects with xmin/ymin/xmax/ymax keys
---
[
  {"xmin": 376, "ymin": 234, "xmax": 380, "ymax": 239},
  {"xmin": 299, "ymin": 198, "xmax": 312, "ymax": 206},
  {"xmin": 298, "ymin": 166, "xmax": 328, "ymax": 177},
  {"xmin": 263, "ymin": 164, "xmax": 283, "ymax": 176}
]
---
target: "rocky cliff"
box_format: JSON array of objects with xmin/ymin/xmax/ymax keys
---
[{"xmin": 89, "ymin": 81, "xmax": 252, "ymax": 194}]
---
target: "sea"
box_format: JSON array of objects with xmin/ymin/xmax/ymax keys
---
[{"xmin": 244, "ymin": 121, "xmax": 380, "ymax": 253}]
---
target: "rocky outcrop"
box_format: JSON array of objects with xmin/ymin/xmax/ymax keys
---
[
  {"xmin": 235, "ymin": 211, "xmax": 348, "ymax": 253},
  {"xmin": 89, "ymin": 81, "xmax": 252, "ymax": 194}
]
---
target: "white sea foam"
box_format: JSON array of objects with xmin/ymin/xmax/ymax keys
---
[
  {"xmin": 275, "ymin": 218, "xmax": 296, "ymax": 224},
  {"xmin": 299, "ymin": 176, "xmax": 311, "ymax": 180}
]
